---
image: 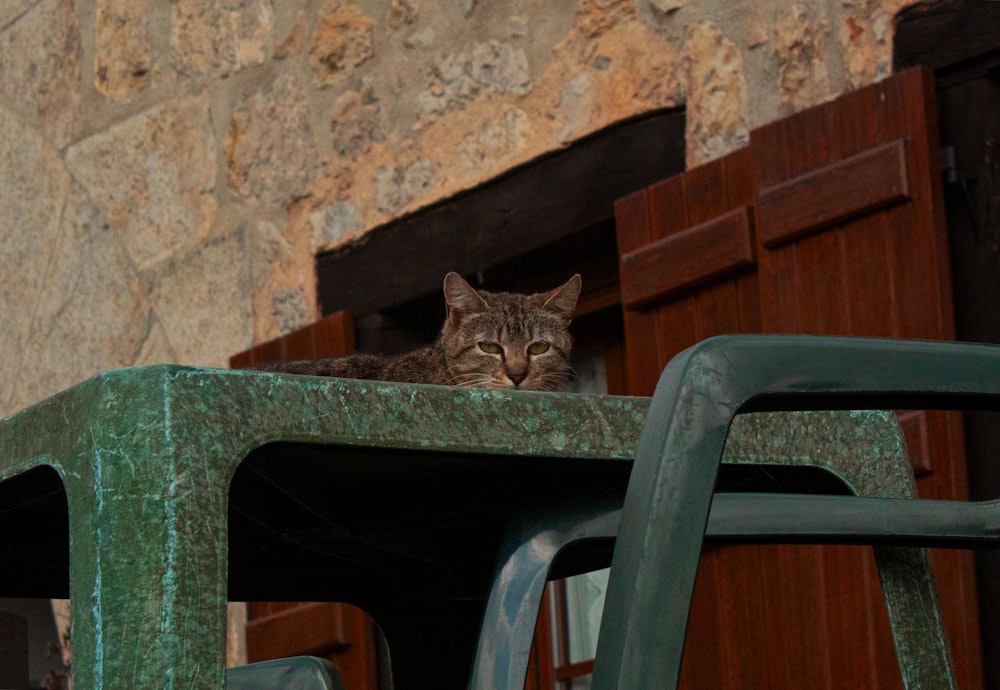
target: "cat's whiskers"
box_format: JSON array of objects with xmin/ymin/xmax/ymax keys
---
[
  {"xmin": 446, "ymin": 369, "xmax": 498, "ymax": 388},
  {"xmin": 535, "ymin": 369, "xmax": 577, "ymax": 392},
  {"xmin": 553, "ymin": 365, "xmax": 580, "ymax": 386}
]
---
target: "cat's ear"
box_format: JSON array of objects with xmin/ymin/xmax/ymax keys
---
[
  {"xmin": 543, "ymin": 274, "xmax": 582, "ymax": 323},
  {"xmin": 443, "ymin": 272, "xmax": 488, "ymax": 326}
]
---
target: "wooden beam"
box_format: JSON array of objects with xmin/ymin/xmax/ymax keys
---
[
  {"xmin": 316, "ymin": 110, "xmax": 685, "ymax": 317},
  {"xmin": 894, "ymin": 0, "xmax": 1000, "ymax": 80}
]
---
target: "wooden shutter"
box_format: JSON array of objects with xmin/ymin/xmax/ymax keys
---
[
  {"xmin": 229, "ymin": 310, "xmax": 355, "ymax": 368},
  {"xmin": 616, "ymin": 66, "xmax": 983, "ymax": 688},
  {"xmin": 230, "ymin": 311, "xmax": 380, "ymax": 690}
]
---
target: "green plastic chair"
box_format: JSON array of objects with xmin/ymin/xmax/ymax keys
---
[
  {"xmin": 226, "ymin": 656, "xmax": 345, "ymax": 690},
  {"xmin": 469, "ymin": 410, "xmax": 958, "ymax": 690},
  {"xmin": 593, "ymin": 335, "xmax": 1000, "ymax": 690}
]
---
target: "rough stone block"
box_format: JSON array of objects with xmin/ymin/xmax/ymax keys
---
[
  {"xmin": 685, "ymin": 21, "xmax": 750, "ymax": 165},
  {"xmin": 417, "ymin": 40, "xmax": 532, "ymax": 123},
  {"xmin": 7, "ymin": 182, "xmax": 147, "ymax": 415},
  {"xmin": 374, "ymin": 158, "xmax": 436, "ymax": 213},
  {"xmin": 575, "ymin": 0, "xmax": 636, "ymax": 38},
  {"xmin": 171, "ymin": 0, "xmax": 274, "ymax": 79},
  {"xmin": 95, "ymin": 0, "xmax": 152, "ymax": 99},
  {"xmin": 310, "ymin": 201, "xmax": 362, "ymax": 249},
  {"xmin": 839, "ymin": 7, "xmax": 892, "ymax": 88},
  {"xmin": 224, "ymin": 74, "xmax": 316, "ymax": 208},
  {"xmin": 274, "ymin": 8, "xmax": 309, "ymax": 59},
  {"xmin": 146, "ymin": 230, "xmax": 253, "ymax": 367},
  {"xmin": 330, "ymin": 88, "xmax": 381, "ymax": 159},
  {"xmin": 64, "ymin": 93, "xmax": 217, "ymax": 270},
  {"xmin": 458, "ymin": 105, "xmax": 532, "ymax": 173},
  {"xmin": 0, "ymin": 106, "xmax": 70, "ymax": 413},
  {"xmin": 309, "ymin": 0, "xmax": 374, "ymax": 86},
  {"xmin": 386, "ymin": 0, "xmax": 416, "ymax": 30},
  {"xmin": 775, "ymin": 5, "xmax": 833, "ymax": 111},
  {"xmin": 0, "ymin": 0, "xmax": 82, "ymax": 148}
]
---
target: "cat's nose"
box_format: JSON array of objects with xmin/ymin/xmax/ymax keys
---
[{"xmin": 507, "ymin": 365, "xmax": 528, "ymax": 386}]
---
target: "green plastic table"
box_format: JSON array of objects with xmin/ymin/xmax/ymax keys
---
[
  {"xmin": 0, "ymin": 366, "xmax": 644, "ymax": 689},
  {"xmin": 0, "ymin": 354, "xmax": 974, "ymax": 689}
]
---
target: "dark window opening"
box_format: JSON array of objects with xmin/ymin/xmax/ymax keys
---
[{"xmin": 315, "ymin": 109, "xmax": 686, "ymax": 358}]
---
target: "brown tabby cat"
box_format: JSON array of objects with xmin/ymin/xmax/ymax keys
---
[{"xmin": 259, "ymin": 272, "xmax": 582, "ymax": 391}]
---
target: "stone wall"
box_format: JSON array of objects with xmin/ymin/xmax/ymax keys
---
[{"xmin": 1, "ymin": 0, "xmax": 909, "ymax": 419}]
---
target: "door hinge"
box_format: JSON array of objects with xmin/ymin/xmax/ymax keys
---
[{"xmin": 941, "ymin": 144, "xmax": 982, "ymax": 239}]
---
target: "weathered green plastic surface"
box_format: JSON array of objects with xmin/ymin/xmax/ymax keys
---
[
  {"xmin": 593, "ymin": 335, "xmax": 1000, "ymax": 690},
  {"xmin": 0, "ymin": 365, "xmax": 647, "ymax": 690}
]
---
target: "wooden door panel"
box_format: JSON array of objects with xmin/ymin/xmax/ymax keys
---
[
  {"xmin": 678, "ymin": 549, "xmax": 726, "ymax": 687},
  {"xmin": 756, "ymin": 139, "xmax": 910, "ymax": 247},
  {"xmin": 619, "ymin": 143, "xmax": 775, "ymax": 690},
  {"xmin": 615, "ymin": 189, "xmax": 671, "ymax": 396},
  {"xmin": 243, "ymin": 601, "xmax": 377, "ymax": 690},
  {"xmin": 616, "ymin": 66, "xmax": 984, "ymax": 689},
  {"xmin": 230, "ymin": 310, "xmax": 355, "ymax": 368},
  {"xmin": 830, "ymin": 78, "xmax": 903, "ymax": 339},
  {"xmin": 619, "ymin": 205, "xmax": 755, "ymax": 308},
  {"xmin": 617, "ymin": 146, "xmax": 760, "ymax": 398},
  {"xmin": 247, "ymin": 602, "xmax": 351, "ymax": 657},
  {"xmin": 753, "ymin": 67, "xmax": 979, "ymax": 688}
]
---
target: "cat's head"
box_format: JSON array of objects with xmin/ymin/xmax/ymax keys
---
[{"xmin": 439, "ymin": 272, "xmax": 582, "ymax": 391}]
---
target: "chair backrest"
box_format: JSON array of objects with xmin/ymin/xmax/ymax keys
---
[{"xmin": 593, "ymin": 334, "xmax": 1000, "ymax": 690}]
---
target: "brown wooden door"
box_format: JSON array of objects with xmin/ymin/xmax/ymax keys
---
[
  {"xmin": 230, "ymin": 311, "xmax": 380, "ymax": 690},
  {"xmin": 616, "ymin": 66, "xmax": 983, "ymax": 688}
]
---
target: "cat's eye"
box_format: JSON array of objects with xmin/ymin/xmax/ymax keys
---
[
  {"xmin": 478, "ymin": 341, "xmax": 503, "ymax": 355},
  {"xmin": 527, "ymin": 341, "xmax": 550, "ymax": 355}
]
